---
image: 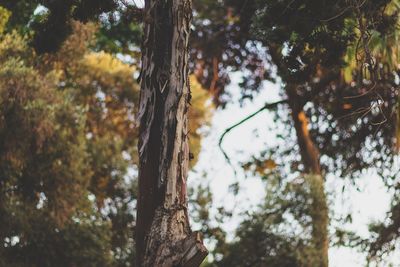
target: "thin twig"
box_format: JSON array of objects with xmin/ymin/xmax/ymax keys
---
[
  {"xmin": 320, "ymin": 6, "xmax": 351, "ymax": 22},
  {"xmin": 218, "ymin": 99, "xmax": 288, "ymax": 166},
  {"xmin": 344, "ymin": 82, "xmax": 376, "ymax": 99}
]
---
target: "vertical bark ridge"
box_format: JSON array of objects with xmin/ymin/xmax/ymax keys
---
[{"xmin": 136, "ymin": 0, "xmax": 207, "ymax": 266}]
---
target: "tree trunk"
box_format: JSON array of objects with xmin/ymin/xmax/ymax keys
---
[
  {"xmin": 136, "ymin": 0, "xmax": 208, "ymax": 266},
  {"xmin": 287, "ymin": 84, "xmax": 329, "ymax": 267}
]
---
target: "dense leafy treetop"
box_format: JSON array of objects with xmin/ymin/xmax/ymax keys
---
[
  {"xmin": 0, "ymin": 27, "xmax": 114, "ymax": 266},
  {"xmin": 0, "ymin": 0, "xmax": 142, "ymax": 54},
  {"xmin": 201, "ymin": 0, "xmax": 399, "ymax": 182}
]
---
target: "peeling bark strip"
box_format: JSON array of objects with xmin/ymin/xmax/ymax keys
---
[{"xmin": 136, "ymin": 0, "xmax": 208, "ymax": 266}]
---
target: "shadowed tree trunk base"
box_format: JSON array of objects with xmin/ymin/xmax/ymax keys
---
[{"xmin": 143, "ymin": 207, "xmax": 208, "ymax": 267}]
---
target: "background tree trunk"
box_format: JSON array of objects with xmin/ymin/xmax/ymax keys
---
[
  {"xmin": 136, "ymin": 0, "xmax": 207, "ymax": 266},
  {"xmin": 288, "ymin": 84, "xmax": 329, "ymax": 267}
]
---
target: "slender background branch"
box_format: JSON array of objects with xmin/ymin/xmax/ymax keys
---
[{"xmin": 218, "ymin": 99, "xmax": 288, "ymax": 166}]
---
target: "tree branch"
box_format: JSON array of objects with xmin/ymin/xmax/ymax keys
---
[
  {"xmin": 180, "ymin": 232, "xmax": 208, "ymax": 267},
  {"xmin": 218, "ymin": 99, "xmax": 288, "ymax": 165}
]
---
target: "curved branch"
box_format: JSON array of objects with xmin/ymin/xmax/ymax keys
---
[{"xmin": 218, "ymin": 99, "xmax": 288, "ymax": 165}]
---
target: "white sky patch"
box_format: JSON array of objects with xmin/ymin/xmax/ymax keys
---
[{"xmin": 33, "ymin": 5, "xmax": 48, "ymax": 16}]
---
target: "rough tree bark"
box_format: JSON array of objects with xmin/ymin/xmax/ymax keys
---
[
  {"xmin": 136, "ymin": 0, "xmax": 208, "ymax": 266},
  {"xmin": 288, "ymin": 85, "xmax": 329, "ymax": 267}
]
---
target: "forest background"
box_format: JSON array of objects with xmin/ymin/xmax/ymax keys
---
[{"xmin": 0, "ymin": 0, "xmax": 400, "ymax": 266}]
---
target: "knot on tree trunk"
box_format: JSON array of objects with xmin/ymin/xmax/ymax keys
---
[{"xmin": 143, "ymin": 207, "xmax": 208, "ymax": 267}]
